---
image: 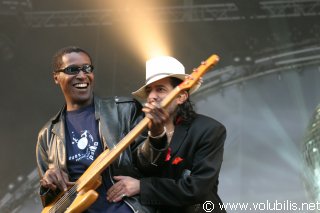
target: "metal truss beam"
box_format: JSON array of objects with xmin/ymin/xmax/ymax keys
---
[
  {"xmin": 193, "ymin": 43, "xmax": 320, "ymax": 98},
  {"xmin": 22, "ymin": 3, "xmax": 240, "ymax": 28},
  {"xmin": 0, "ymin": 0, "xmax": 32, "ymax": 15},
  {"xmin": 155, "ymin": 3, "xmax": 241, "ymax": 23},
  {"xmin": 256, "ymin": 0, "xmax": 320, "ymax": 18},
  {"xmin": 2, "ymin": 0, "xmax": 320, "ymax": 28},
  {"xmin": 1, "ymin": 0, "xmax": 319, "ymax": 28},
  {"xmin": 24, "ymin": 10, "xmax": 113, "ymax": 28}
]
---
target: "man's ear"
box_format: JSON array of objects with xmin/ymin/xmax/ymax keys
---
[
  {"xmin": 53, "ymin": 72, "xmax": 59, "ymax": 84},
  {"xmin": 176, "ymin": 91, "xmax": 188, "ymax": 105}
]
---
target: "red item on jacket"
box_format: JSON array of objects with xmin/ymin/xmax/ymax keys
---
[
  {"xmin": 172, "ymin": 157, "xmax": 183, "ymax": 165},
  {"xmin": 165, "ymin": 147, "xmax": 171, "ymax": 161}
]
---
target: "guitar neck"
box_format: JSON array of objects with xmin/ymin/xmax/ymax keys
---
[
  {"xmin": 75, "ymin": 54, "xmax": 219, "ymax": 192},
  {"xmin": 76, "ymin": 117, "xmax": 150, "ymax": 190}
]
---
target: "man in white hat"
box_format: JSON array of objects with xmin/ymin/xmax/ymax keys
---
[{"xmin": 107, "ymin": 56, "xmax": 226, "ymax": 213}]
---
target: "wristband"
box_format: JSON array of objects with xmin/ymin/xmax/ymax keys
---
[{"xmin": 148, "ymin": 127, "xmax": 166, "ymax": 139}]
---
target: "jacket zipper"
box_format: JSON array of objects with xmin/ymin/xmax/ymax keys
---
[{"xmin": 99, "ymin": 117, "xmax": 137, "ymax": 212}]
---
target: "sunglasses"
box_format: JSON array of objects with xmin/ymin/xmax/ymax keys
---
[{"xmin": 55, "ymin": 64, "xmax": 94, "ymax": 75}]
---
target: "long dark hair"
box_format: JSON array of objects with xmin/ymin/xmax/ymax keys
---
[{"xmin": 169, "ymin": 77, "xmax": 197, "ymax": 125}]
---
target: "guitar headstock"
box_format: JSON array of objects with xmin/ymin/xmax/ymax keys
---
[{"xmin": 178, "ymin": 54, "xmax": 220, "ymax": 91}]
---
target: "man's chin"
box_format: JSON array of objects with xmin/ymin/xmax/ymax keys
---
[{"xmin": 74, "ymin": 94, "xmax": 93, "ymax": 105}]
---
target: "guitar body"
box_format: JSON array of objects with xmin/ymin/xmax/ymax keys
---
[
  {"xmin": 65, "ymin": 189, "xmax": 99, "ymax": 213},
  {"xmin": 42, "ymin": 190, "xmax": 98, "ymax": 213},
  {"xmin": 41, "ymin": 175, "xmax": 102, "ymax": 213}
]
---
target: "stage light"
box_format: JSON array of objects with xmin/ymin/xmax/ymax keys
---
[
  {"xmin": 234, "ymin": 57, "xmax": 240, "ymax": 62},
  {"xmin": 107, "ymin": 1, "xmax": 171, "ymax": 63},
  {"xmin": 17, "ymin": 176, "xmax": 23, "ymax": 182},
  {"xmin": 8, "ymin": 184, "xmax": 14, "ymax": 190},
  {"xmin": 245, "ymin": 56, "xmax": 252, "ymax": 62}
]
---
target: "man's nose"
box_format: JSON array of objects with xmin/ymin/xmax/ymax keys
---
[
  {"xmin": 76, "ymin": 70, "xmax": 87, "ymax": 78},
  {"xmin": 147, "ymin": 90, "xmax": 158, "ymax": 102}
]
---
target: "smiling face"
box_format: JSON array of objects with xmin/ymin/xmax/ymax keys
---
[{"xmin": 53, "ymin": 52, "xmax": 94, "ymax": 111}]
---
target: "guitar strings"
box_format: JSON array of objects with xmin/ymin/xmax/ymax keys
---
[
  {"xmin": 49, "ymin": 146, "xmax": 116, "ymax": 212},
  {"xmin": 49, "ymin": 185, "xmax": 77, "ymax": 212},
  {"xmin": 52, "ymin": 130, "xmax": 138, "ymax": 212},
  {"xmin": 51, "ymin": 116, "xmax": 152, "ymax": 211},
  {"xmin": 52, "ymin": 122, "xmax": 151, "ymax": 211}
]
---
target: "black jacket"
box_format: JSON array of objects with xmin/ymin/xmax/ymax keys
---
[
  {"xmin": 36, "ymin": 96, "xmax": 155, "ymax": 213},
  {"xmin": 139, "ymin": 114, "xmax": 227, "ymax": 213}
]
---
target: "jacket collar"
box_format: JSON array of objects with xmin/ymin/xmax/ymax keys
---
[
  {"xmin": 50, "ymin": 105, "xmax": 66, "ymax": 144},
  {"xmin": 93, "ymin": 96, "xmax": 120, "ymax": 150},
  {"xmin": 170, "ymin": 123, "xmax": 189, "ymax": 157}
]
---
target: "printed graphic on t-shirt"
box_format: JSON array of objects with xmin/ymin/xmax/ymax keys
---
[{"xmin": 69, "ymin": 129, "xmax": 99, "ymax": 161}]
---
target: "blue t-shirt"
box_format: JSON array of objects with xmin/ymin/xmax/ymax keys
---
[{"xmin": 65, "ymin": 104, "xmax": 132, "ymax": 213}]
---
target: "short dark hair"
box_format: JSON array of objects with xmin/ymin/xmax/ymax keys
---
[
  {"xmin": 169, "ymin": 77, "xmax": 196, "ymax": 125},
  {"xmin": 52, "ymin": 46, "xmax": 92, "ymax": 72}
]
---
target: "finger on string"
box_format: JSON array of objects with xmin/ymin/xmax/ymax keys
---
[
  {"xmin": 47, "ymin": 182, "xmax": 57, "ymax": 191},
  {"xmin": 62, "ymin": 171, "xmax": 71, "ymax": 183},
  {"xmin": 56, "ymin": 172, "xmax": 68, "ymax": 191},
  {"xmin": 67, "ymin": 181, "xmax": 75, "ymax": 186}
]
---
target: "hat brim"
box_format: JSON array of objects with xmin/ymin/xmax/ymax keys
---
[{"xmin": 132, "ymin": 73, "xmax": 201, "ymax": 100}]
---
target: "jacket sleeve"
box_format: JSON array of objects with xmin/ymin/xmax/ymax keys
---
[
  {"xmin": 36, "ymin": 126, "xmax": 60, "ymax": 207},
  {"xmin": 139, "ymin": 123, "xmax": 226, "ymax": 206}
]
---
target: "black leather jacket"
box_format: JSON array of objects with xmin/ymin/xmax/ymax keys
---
[{"xmin": 36, "ymin": 96, "xmax": 155, "ymax": 213}]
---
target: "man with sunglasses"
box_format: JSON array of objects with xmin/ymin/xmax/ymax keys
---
[{"xmin": 35, "ymin": 46, "xmax": 156, "ymax": 213}]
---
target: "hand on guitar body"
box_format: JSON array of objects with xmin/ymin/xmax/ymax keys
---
[{"xmin": 40, "ymin": 167, "xmax": 74, "ymax": 192}]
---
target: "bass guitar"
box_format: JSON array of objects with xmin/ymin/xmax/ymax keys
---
[{"xmin": 41, "ymin": 54, "xmax": 220, "ymax": 213}]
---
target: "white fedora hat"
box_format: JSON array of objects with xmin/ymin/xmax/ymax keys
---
[{"xmin": 132, "ymin": 56, "xmax": 201, "ymax": 99}]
